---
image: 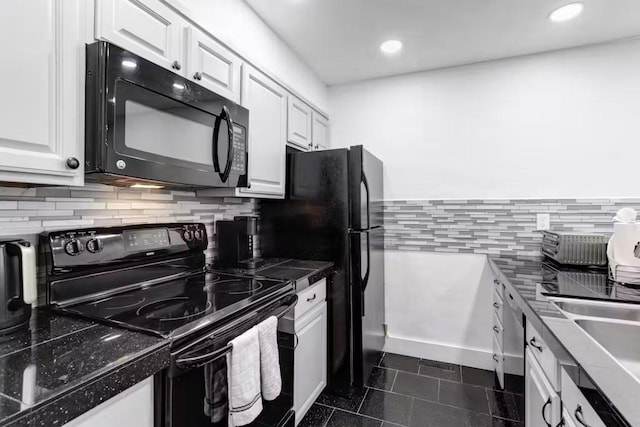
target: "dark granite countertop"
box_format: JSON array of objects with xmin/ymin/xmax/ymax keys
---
[
  {"xmin": 212, "ymin": 258, "xmax": 335, "ymax": 292},
  {"xmin": 489, "ymin": 255, "xmax": 636, "ymax": 427},
  {"xmin": 0, "ymin": 309, "xmax": 169, "ymax": 427}
]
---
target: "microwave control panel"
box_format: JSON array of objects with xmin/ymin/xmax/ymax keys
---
[{"xmin": 231, "ymin": 125, "xmax": 247, "ymax": 175}]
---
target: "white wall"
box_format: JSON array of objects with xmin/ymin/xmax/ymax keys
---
[
  {"xmin": 329, "ymin": 38, "xmax": 640, "ymax": 200},
  {"xmin": 330, "ymin": 39, "xmax": 640, "ymax": 369},
  {"xmin": 169, "ymin": 0, "xmax": 329, "ymax": 112},
  {"xmin": 384, "ymin": 251, "xmax": 495, "ymax": 369}
]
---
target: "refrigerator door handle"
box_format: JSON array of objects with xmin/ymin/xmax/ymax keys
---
[
  {"xmin": 362, "ymin": 231, "xmax": 371, "ymax": 292},
  {"xmin": 362, "ymin": 171, "xmax": 370, "ymax": 230}
]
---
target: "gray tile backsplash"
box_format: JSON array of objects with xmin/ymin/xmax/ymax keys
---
[
  {"xmin": 0, "ymin": 184, "xmax": 257, "ymax": 263},
  {"xmin": 384, "ymin": 199, "xmax": 640, "ymax": 257}
]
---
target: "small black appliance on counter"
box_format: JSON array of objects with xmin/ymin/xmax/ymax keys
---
[
  {"xmin": 216, "ymin": 216, "xmax": 264, "ymax": 269},
  {"xmin": 0, "ymin": 240, "xmax": 37, "ymax": 335}
]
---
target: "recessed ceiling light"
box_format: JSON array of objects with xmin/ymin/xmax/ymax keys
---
[
  {"xmin": 380, "ymin": 40, "xmax": 403, "ymax": 56},
  {"xmin": 549, "ymin": 2, "xmax": 584, "ymax": 22}
]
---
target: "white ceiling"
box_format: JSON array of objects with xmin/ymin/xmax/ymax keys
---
[{"xmin": 245, "ymin": 0, "xmax": 640, "ymax": 85}]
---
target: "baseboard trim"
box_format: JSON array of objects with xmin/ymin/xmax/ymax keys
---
[{"xmin": 384, "ymin": 335, "xmax": 523, "ymax": 375}]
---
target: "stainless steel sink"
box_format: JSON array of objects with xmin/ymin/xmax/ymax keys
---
[
  {"xmin": 575, "ymin": 319, "xmax": 640, "ymax": 378},
  {"xmin": 552, "ymin": 299, "xmax": 640, "ymax": 322}
]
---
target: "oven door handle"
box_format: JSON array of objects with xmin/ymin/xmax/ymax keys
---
[
  {"xmin": 176, "ymin": 343, "xmax": 233, "ymax": 367},
  {"xmin": 175, "ymin": 296, "xmax": 297, "ymax": 369}
]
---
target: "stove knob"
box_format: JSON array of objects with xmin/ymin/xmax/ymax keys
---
[
  {"xmin": 183, "ymin": 230, "xmax": 194, "ymax": 242},
  {"xmin": 194, "ymin": 230, "xmax": 203, "ymax": 241},
  {"xmin": 65, "ymin": 239, "xmax": 84, "ymax": 256},
  {"xmin": 86, "ymin": 238, "xmax": 104, "ymax": 253}
]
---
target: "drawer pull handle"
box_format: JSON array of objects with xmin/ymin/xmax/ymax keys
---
[
  {"xmin": 492, "ymin": 354, "xmax": 500, "ymax": 362},
  {"xmin": 493, "ymin": 302, "xmax": 500, "ymax": 309},
  {"xmin": 529, "ymin": 337, "xmax": 543, "ymax": 352},
  {"xmin": 575, "ymin": 405, "xmax": 590, "ymax": 427},
  {"xmin": 493, "ymin": 326, "xmax": 500, "ymax": 334},
  {"xmin": 542, "ymin": 397, "xmax": 552, "ymax": 427},
  {"xmin": 306, "ymin": 293, "xmax": 317, "ymax": 302}
]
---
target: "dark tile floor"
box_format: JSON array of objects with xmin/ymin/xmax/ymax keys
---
[{"xmin": 299, "ymin": 352, "xmax": 524, "ymax": 427}]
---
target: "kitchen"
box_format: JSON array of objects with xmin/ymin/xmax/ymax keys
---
[{"xmin": 0, "ymin": 0, "xmax": 639, "ymax": 426}]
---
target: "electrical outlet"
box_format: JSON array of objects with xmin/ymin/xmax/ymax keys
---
[{"xmin": 536, "ymin": 213, "xmax": 550, "ymax": 231}]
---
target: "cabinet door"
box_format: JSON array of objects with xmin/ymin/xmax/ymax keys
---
[
  {"xmin": 294, "ymin": 302, "xmax": 327, "ymax": 425},
  {"xmin": 561, "ymin": 369, "xmax": 607, "ymax": 427},
  {"xmin": 562, "ymin": 407, "xmax": 578, "ymax": 427},
  {"xmin": 525, "ymin": 348, "xmax": 561, "ymax": 427},
  {"xmin": 96, "ymin": 0, "xmax": 183, "ymax": 72},
  {"xmin": 0, "ymin": 0, "xmax": 84, "ymax": 186},
  {"xmin": 287, "ymin": 96, "xmax": 313, "ymax": 150},
  {"xmin": 185, "ymin": 27, "xmax": 241, "ymax": 103},
  {"xmin": 311, "ymin": 112, "xmax": 330, "ymax": 151},
  {"xmin": 239, "ymin": 65, "xmax": 287, "ymax": 197},
  {"xmin": 64, "ymin": 377, "xmax": 154, "ymax": 427}
]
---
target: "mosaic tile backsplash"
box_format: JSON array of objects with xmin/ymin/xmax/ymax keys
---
[
  {"xmin": 0, "ymin": 185, "xmax": 257, "ymax": 263},
  {"xmin": 384, "ymin": 199, "xmax": 640, "ymax": 257}
]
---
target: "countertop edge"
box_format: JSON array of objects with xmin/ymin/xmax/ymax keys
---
[
  {"xmin": 488, "ymin": 256, "xmax": 634, "ymax": 427},
  {"xmin": 0, "ymin": 339, "xmax": 170, "ymax": 427}
]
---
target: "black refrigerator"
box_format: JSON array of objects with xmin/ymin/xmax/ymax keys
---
[{"xmin": 260, "ymin": 145, "xmax": 385, "ymax": 394}]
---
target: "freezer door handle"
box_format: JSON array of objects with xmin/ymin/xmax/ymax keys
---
[
  {"xmin": 362, "ymin": 171, "xmax": 370, "ymax": 230},
  {"xmin": 362, "ymin": 231, "xmax": 371, "ymax": 292}
]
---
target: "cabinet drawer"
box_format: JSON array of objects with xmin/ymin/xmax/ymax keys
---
[
  {"xmin": 492, "ymin": 312, "xmax": 504, "ymax": 350},
  {"xmin": 493, "ymin": 290, "xmax": 504, "ymax": 324},
  {"xmin": 295, "ymin": 279, "xmax": 326, "ymax": 319},
  {"xmin": 493, "ymin": 277, "xmax": 505, "ymax": 299},
  {"xmin": 492, "ymin": 336, "xmax": 504, "ymax": 389},
  {"xmin": 526, "ymin": 319, "xmax": 560, "ymax": 390},
  {"xmin": 561, "ymin": 369, "xmax": 606, "ymax": 427}
]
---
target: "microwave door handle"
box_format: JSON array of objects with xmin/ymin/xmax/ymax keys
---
[
  {"xmin": 221, "ymin": 106, "xmax": 234, "ymax": 183},
  {"xmin": 212, "ymin": 112, "xmax": 223, "ymax": 174}
]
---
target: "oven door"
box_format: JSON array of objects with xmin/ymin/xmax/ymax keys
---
[
  {"xmin": 87, "ymin": 42, "xmax": 249, "ymax": 188},
  {"xmin": 164, "ymin": 294, "xmax": 296, "ymax": 427}
]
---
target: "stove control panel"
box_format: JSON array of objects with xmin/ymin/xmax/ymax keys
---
[{"xmin": 42, "ymin": 223, "xmax": 208, "ymax": 271}]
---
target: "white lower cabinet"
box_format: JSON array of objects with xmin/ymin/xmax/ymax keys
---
[
  {"xmin": 63, "ymin": 377, "xmax": 154, "ymax": 427},
  {"xmin": 525, "ymin": 347, "xmax": 561, "ymax": 427},
  {"xmin": 291, "ymin": 280, "xmax": 328, "ymax": 425},
  {"xmin": 560, "ymin": 369, "xmax": 606, "ymax": 427}
]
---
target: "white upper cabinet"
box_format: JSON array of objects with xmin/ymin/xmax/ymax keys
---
[
  {"xmin": 185, "ymin": 26, "xmax": 242, "ymax": 103},
  {"xmin": 312, "ymin": 112, "xmax": 330, "ymax": 151},
  {"xmin": 0, "ymin": 0, "xmax": 86, "ymax": 186},
  {"xmin": 287, "ymin": 96, "xmax": 313, "ymax": 150},
  {"xmin": 239, "ymin": 65, "xmax": 287, "ymax": 197},
  {"xmin": 200, "ymin": 64, "xmax": 288, "ymax": 198},
  {"xmin": 96, "ymin": 0, "xmax": 184, "ymax": 73}
]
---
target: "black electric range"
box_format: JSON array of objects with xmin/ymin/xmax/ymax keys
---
[
  {"xmin": 40, "ymin": 223, "xmax": 297, "ymax": 427},
  {"xmin": 60, "ymin": 270, "xmax": 291, "ymax": 339}
]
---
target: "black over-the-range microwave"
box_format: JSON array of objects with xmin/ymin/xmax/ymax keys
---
[{"xmin": 85, "ymin": 41, "xmax": 249, "ymax": 189}]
